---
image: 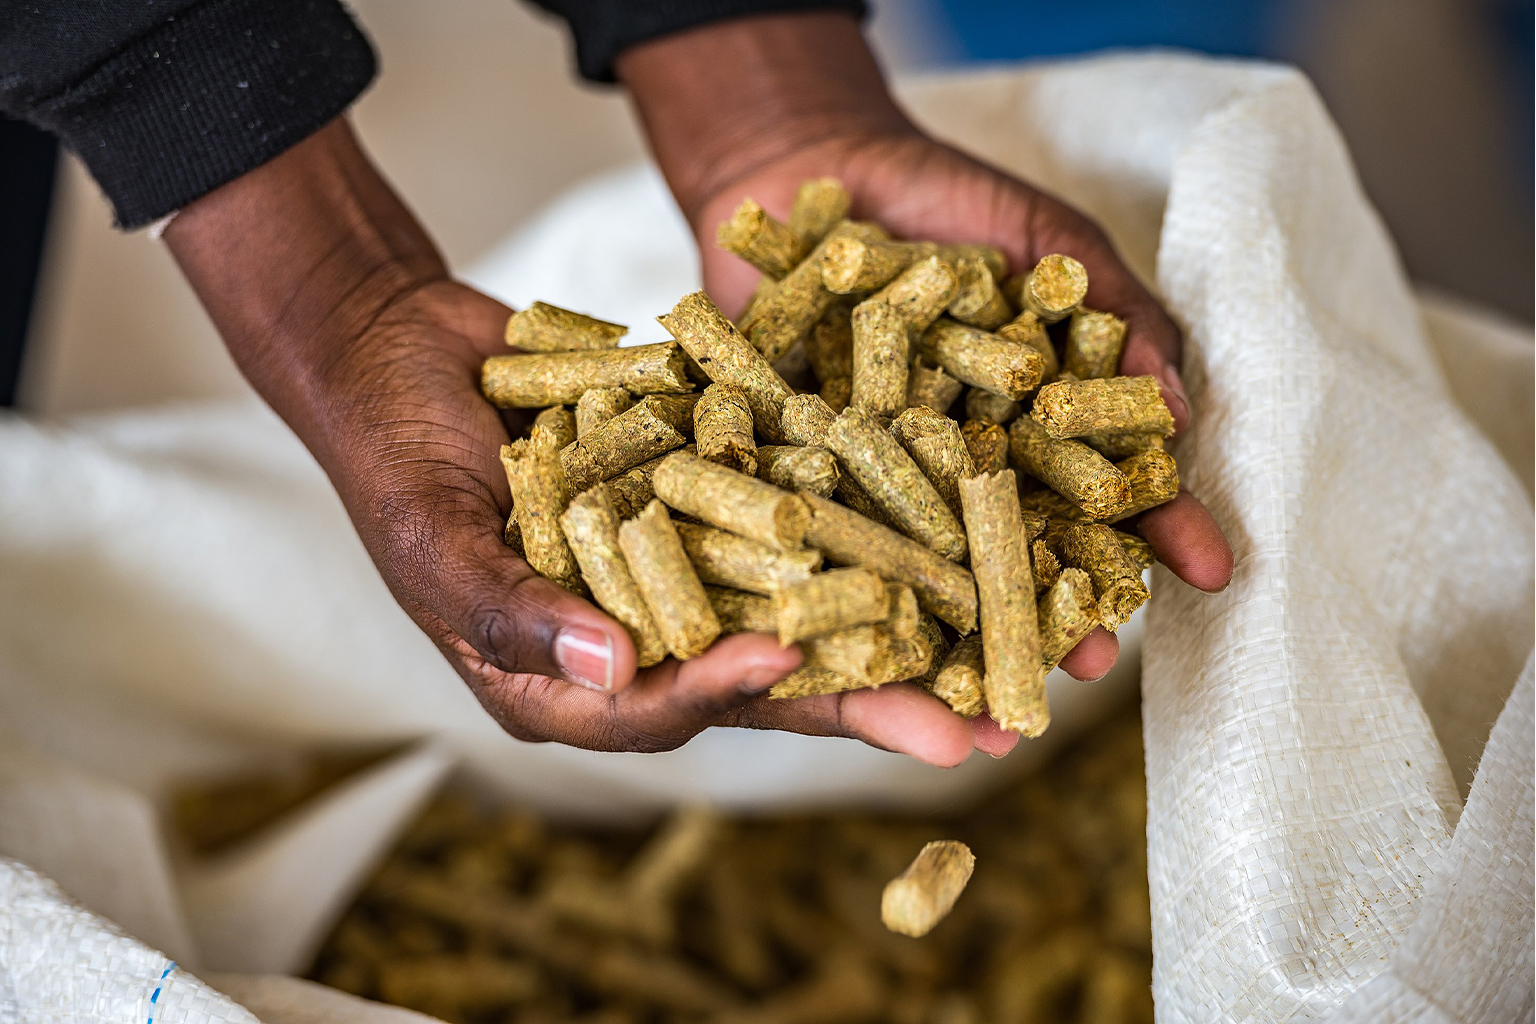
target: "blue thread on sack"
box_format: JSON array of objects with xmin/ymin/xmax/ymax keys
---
[{"xmin": 147, "ymin": 961, "xmax": 178, "ymax": 1024}]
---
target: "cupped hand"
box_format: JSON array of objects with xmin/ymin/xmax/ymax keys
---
[{"xmin": 166, "ymin": 119, "xmax": 1006, "ymax": 766}]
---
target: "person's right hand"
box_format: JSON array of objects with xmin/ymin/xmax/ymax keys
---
[{"xmin": 164, "ymin": 118, "xmax": 1012, "ymax": 767}]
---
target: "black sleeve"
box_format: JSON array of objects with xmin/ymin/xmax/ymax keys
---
[
  {"xmin": 0, "ymin": 0, "xmax": 376, "ymax": 229},
  {"xmin": 528, "ymin": 0, "xmax": 868, "ymax": 83}
]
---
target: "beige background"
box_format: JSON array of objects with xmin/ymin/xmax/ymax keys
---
[{"xmin": 18, "ymin": 0, "xmax": 1531, "ymax": 415}]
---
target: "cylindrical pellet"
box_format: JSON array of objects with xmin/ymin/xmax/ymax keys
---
[
  {"xmin": 652, "ymin": 452, "xmax": 809, "ymax": 552},
  {"xmin": 755, "ymin": 445, "xmax": 840, "ymax": 498},
  {"xmin": 804, "ymin": 302, "xmax": 853, "ymax": 384},
  {"xmin": 948, "ymin": 256, "xmax": 1013, "ymax": 330},
  {"xmin": 1064, "ymin": 308, "xmax": 1127, "ymax": 379},
  {"xmin": 676, "ymin": 521, "xmax": 822, "ymax": 596},
  {"xmin": 928, "ymin": 635, "xmax": 986, "ymax": 718},
  {"xmin": 825, "ymin": 239, "xmax": 1005, "ymax": 295},
  {"xmin": 1004, "ymin": 253, "xmax": 1088, "ymax": 323},
  {"xmin": 959, "ymin": 470, "xmax": 1047, "ymax": 737},
  {"xmin": 799, "ymin": 492, "xmax": 978, "ymax": 633},
  {"xmin": 604, "ymin": 448, "xmax": 686, "ymax": 520},
  {"xmin": 559, "ymin": 485, "xmax": 667, "ymax": 667},
  {"xmin": 1045, "ymin": 521, "xmax": 1149, "ymax": 631},
  {"xmin": 884, "ymin": 583, "xmax": 920, "ymax": 640},
  {"xmin": 881, "ymin": 840, "xmax": 976, "ymax": 938},
  {"xmin": 716, "ymin": 198, "xmax": 801, "ymax": 279},
  {"xmin": 749, "ymin": 222, "xmax": 886, "ymax": 363},
  {"xmin": 1030, "ymin": 376, "xmax": 1174, "ymax": 439},
  {"xmin": 788, "ymin": 177, "xmax": 850, "ymax": 251},
  {"xmin": 960, "ymin": 419, "xmax": 1009, "ymax": 475},
  {"xmin": 504, "ymin": 301, "xmax": 626, "ymax": 352},
  {"xmin": 534, "ymin": 406, "xmax": 577, "ymax": 449},
  {"xmin": 706, "ymin": 586, "xmax": 778, "ymax": 635},
  {"xmin": 482, "ymin": 344, "xmax": 691, "ymax": 408},
  {"xmin": 660, "ymin": 291, "xmax": 794, "ymax": 442},
  {"xmin": 918, "ymin": 320, "xmax": 1045, "ymax": 400},
  {"xmin": 996, "ymin": 310, "xmax": 1060, "ymax": 383},
  {"xmin": 964, "ymin": 388, "xmax": 1022, "ymax": 425},
  {"xmin": 694, "ymin": 383, "xmax": 758, "ymax": 475},
  {"xmin": 1038, "ymin": 568, "xmax": 1097, "ymax": 671},
  {"xmin": 850, "ymin": 299, "xmax": 909, "ymax": 418},
  {"xmin": 772, "ymin": 567, "xmax": 890, "ymax": 645},
  {"xmin": 500, "ymin": 429, "xmax": 584, "ymax": 594},
  {"xmin": 575, "ymin": 387, "xmax": 631, "ymax": 438},
  {"xmin": 1081, "ymin": 431, "xmax": 1164, "ymax": 460},
  {"xmin": 1009, "ymin": 416, "xmax": 1131, "ymax": 520},
  {"xmin": 825, "ymin": 408, "xmax": 968, "ymax": 562},
  {"xmin": 906, "ymin": 357, "xmax": 964, "ymax": 414},
  {"xmin": 1116, "ymin": 530, "xmax": 1157, "ymax": 572},
  {"xmin": 769, "ymin": 623, "xmax": 932, "ymax": 696},
  {"xmin": 889, "ymin": 405, "xmax": 975, "ymax": 520},
  {"xmin": 873, "ymin": 256, "xmax": 959, "ymax": 335},
  {"xmin": 618, "ymin": 500, "xmax": 721, "ymax": 660},
  {"xmin": 561, "ymin": 396, "xmax": 690, "ymax": 494},
  {"xmin": 778, "ymin": 394, "xmax": 893, "ymax": 525},
  {"xmin": 1108, "ymin": 449, "xmax": 1179, "ymax": 522}
]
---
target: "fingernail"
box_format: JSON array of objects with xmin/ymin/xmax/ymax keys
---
[{"xmin": 554, "ymin": 626, "xmax": 614, "ymax": 692}]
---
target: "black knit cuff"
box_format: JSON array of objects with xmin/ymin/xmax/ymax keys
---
[
  {"xmin": 28, "ymin": 0, "xmax": 376, "ymax": 229},
  {"xmin": 532, "ymin": 0, "xmax": 869, "ymax": 83}
]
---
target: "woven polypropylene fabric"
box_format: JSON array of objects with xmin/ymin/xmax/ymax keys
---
[{"xmin": 0, "ymin": 858, "xmax": 260, "ymax": 1023}]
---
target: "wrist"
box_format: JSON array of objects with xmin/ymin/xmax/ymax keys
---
[
  {"xmin": 164, "ymin": 118, "xmax": 447, "ymax": 434},
  {"xmin": 616, "ymin": 12, "xmax": 915, "ymax": 220}
]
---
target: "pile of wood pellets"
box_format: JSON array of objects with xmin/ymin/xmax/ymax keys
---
[
  {"xmin": 484, "ymin": 177, "xmax": 1176, "ymax": 737},
  {"xmin": 302, "ymin": 706, "xmax": 1152, "ymax": 1024}
]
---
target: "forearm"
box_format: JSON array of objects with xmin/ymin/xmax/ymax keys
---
[
  {"xmin": 163, "ymin": 118, "xmax": 448, "ymax": 447},
  {"xmin": 616, "ymin": 12, "xmax": 913, "ymax": 219}
]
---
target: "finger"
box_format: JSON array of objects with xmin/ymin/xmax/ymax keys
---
[
  {"xmin": 970, "ymin": 713, "xmax": 1020, "ymax": 758},
  {"xmin": 1135, "ymin": 489, "xmax": 1234, "ymax": 593},
  {"xmin": 722, "ymin": 682, "xmax": 977, "ymax": 767},
  {"xmin": 1057, "ymin": 627, "xmax": 1119, "ymax": 681}
]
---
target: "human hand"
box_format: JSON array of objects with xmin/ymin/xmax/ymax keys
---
[
  {"xmin": 164, "ymin": 118, "xmax": 1008, "ymax": 766},
  {"xmin": 620, "ymin": 12, "xmax": 1235, "ymax": 685}
]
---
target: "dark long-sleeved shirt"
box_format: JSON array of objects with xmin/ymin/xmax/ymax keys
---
[{"xmin": 0, "ymin": 0, "xmax": 864, "ymax": 228}]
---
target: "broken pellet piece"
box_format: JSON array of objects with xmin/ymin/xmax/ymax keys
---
[
  {"xmin": 889, "ymin": 405, "xmax": 975, "ymax": 520},
  {"xmin": 1108, "ymin": 449, "xmax": 1179, "ymax": 522},
  {"xmin": 561, "ymin": 395, "xmax": 691, "ymax": 493},
  {"xmin": 695, "ymin": 383, "xmax": 759, "ymax": 476},
  {"xmin": 906, "ymin": 357, "xmax": 963, "ymax": 414},
  {"xmin": 677, "ymin": 521, "xmax": 822, "ymax": 596},
  {"xmin": 504, "ymin": 301, "xmax": 627, "ymax": 352},
  {"xmin": 850, "ymin": 299, "xmax": 909, "ymax": 418},
  {"xmin": 778, "ymin": 394, "xmax": 891, "ymax": 525},
  {"xmin": 1009, "ymin": 416, "xmax": 1131, "ymax": 520},
  {"xmin": 1031, "ymin": 376, "xmax": 1174, "ymax": 439},
  {"xmin": 560, "ymin": 485, "xmax": 668, "ymax": 668},
  {"xmin": 716, "ymin": 198, "xmax": 802, "ymax": 279},
  {"xmin": 873, "ymin": 256, "xmax": 959, "ymax": 336},
  {"xmin": 948, "ymin": 256, "xmax": 1014, "ymax": 330},
  {"xmin": 618, "ymin": 500, "xmax": 721, "ymax": 660},
  {"xmin": 799, "ymin": 492, "xmax": 978, "ymax": 633},
  {"xmin": 1005, "ymin": 253, "xmax": 1088, "ymax": 323},
  {"xmin": 1045, "ymin": 521, "xmax": 1149, "ymax": 631},
  {"xmin": 996, "ymin": 309, "xmax": 1060, "ymax": 383},
  {"xmin": 661, "ymin": 292, "xmax": 794, "ymax": 442},
  {"xmin": 482, "ymin": 344, "xmax": 691, "ymax": 408},
  {"xmin": 960, "ymin": 470, "xmax": 1047, "ymax": 737},
  {"xmin": 501, "ymin": 429, "xmax": 584, "ymax": 594},
  {"xmin": 1064, "ymin": 308, "xmax": 1127, "ymax": 379},
  {"xmin": 789, "ymin": 177, "xmax": 851, "ymax": 252},
  {"xmin": 652, "ymin": 452, "xmax": 809, "ymax": 552},
  {"xmin": 1031, "ymin": 538, "xmax": 1063, "ymax": 594},
  {"xmin": 918, "ymin": 320, "xmax": 1044, "ymax": 400},
  {"xmin": 881, "ymin": 841, "xmax": 975, "ymax": 937},
  {"xmin": 575, "ymin": 387, "xmax": 632, "ymax": 438},
  {"xmin": 773, "ymin": 567, "xmax": 891, "ymax": 645},
  {"xmin": 928, "ymin": 635, "xmax": 986, "ymax": 718},
  {"xmin": 1038, "ymin": 568, "xmax": 1097, "ymax": 671},
  {"xmin": 825, "ymin": 407, "xmax": 968, "ymax": 563},
  {"xmin": 755, "ymin": 445, "xmax": 840, "ymax": 498},
  {"xmin": 960, "ymin": 419, "xmax": 1009, "ymax": 475},
  {"xmin": 534, "ymin": 406, "xmax": 577, "ymax": 449}
]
